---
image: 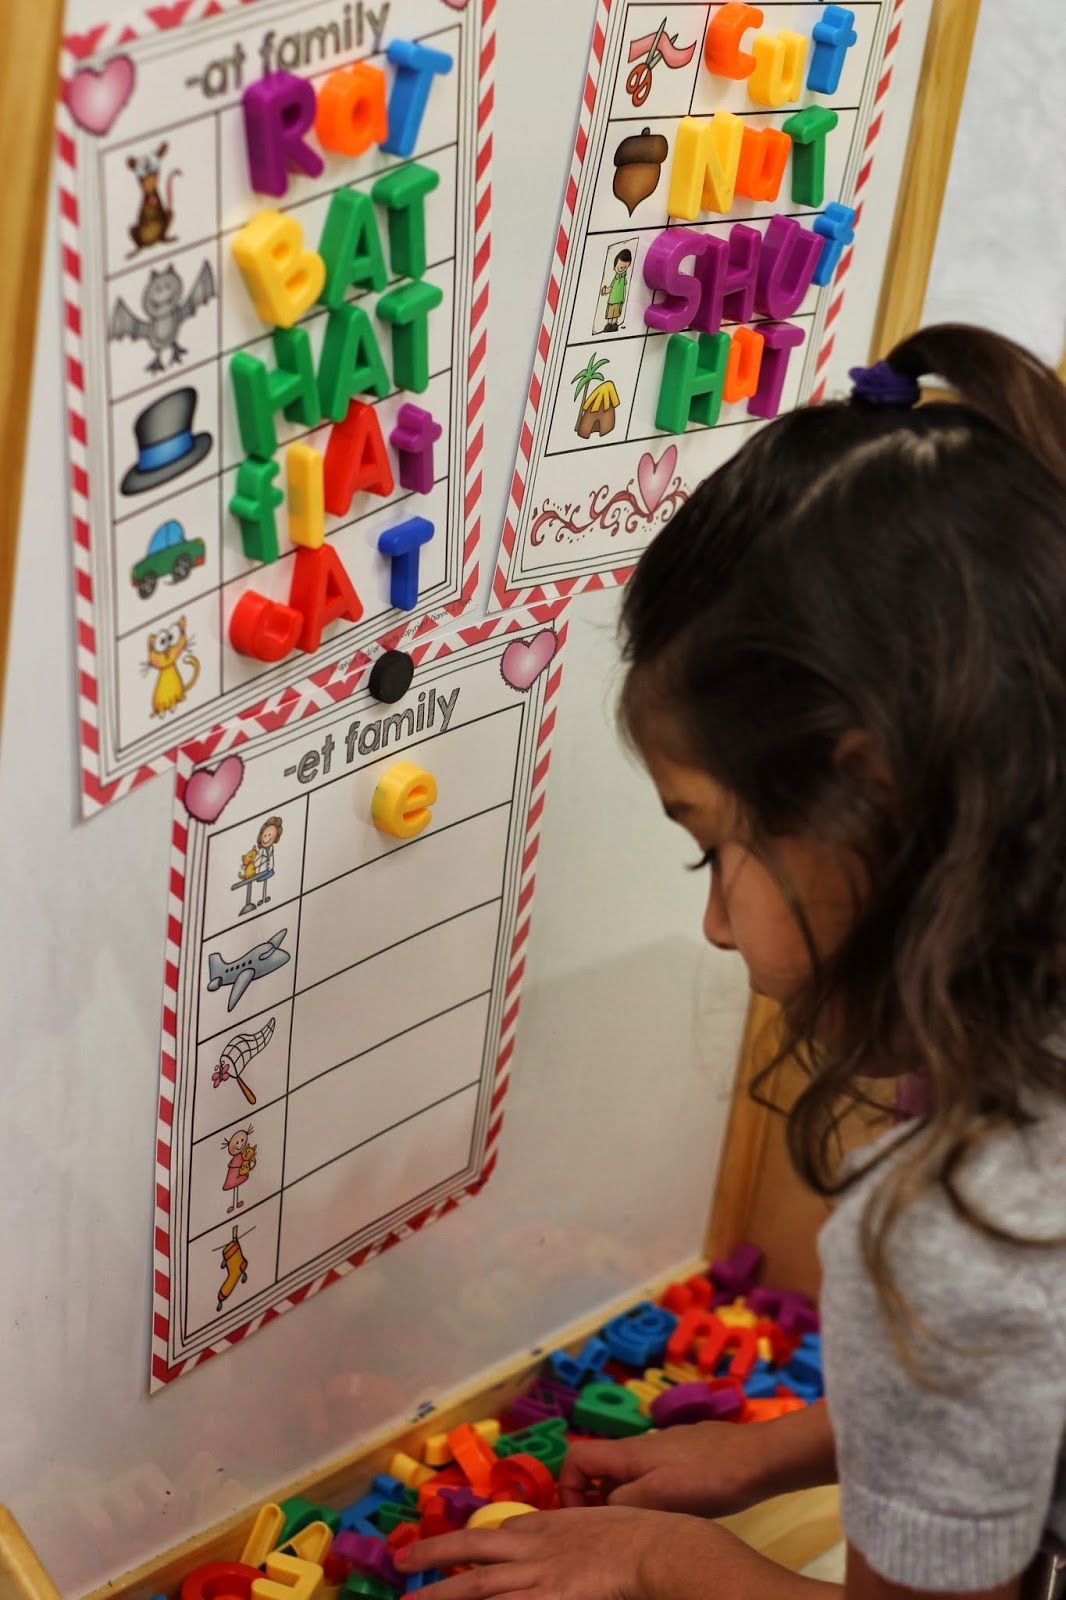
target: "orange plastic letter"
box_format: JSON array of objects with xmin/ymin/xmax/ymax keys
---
[
  {"xmin": 735, "ymin": 126, "xmax": 790, "ymax": 202},
  {"xmin": 704, "ymin": 2, "xmax": 763, "ymax": 79},
  {"xmin": 315, "ymin": 62, "xmax": 388, "ymax": 156},
  {"xmin": 723, "ymin": 326, "xmax": 765, "ymax": 403}
]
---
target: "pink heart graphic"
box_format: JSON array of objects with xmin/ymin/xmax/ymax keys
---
[
  {"xmin": 638, "ymin": 445, "xmax": 677, "ymax": 516},
  {"xmin": 64, "ymin": 55, "xmax": 135, "ymax": 136},
  {"xmin": 440, "ymin": 0, "xmax": 471, "ymax": 8},
  {"xmin": 501, "ymin": 631, "xmax": 558, "ymax": 693},
  {"xmin": 183, "ymin": 755, "xmax": 245, "ymax": 824}
]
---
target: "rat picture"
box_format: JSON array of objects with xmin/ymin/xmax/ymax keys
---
[{"xmin": 127, "ymin": 142, "xmax": 180, "ymax": 254}]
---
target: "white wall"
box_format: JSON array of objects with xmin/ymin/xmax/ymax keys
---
[
  {"xmin": 1, "ymin": 0, "xmax": 1060, "ymax": 1591},
  {"xmin": 923, "ymin": 0, "xmax": 1066, "ymax": 364}
]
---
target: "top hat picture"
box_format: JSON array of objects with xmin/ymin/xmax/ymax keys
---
[{"xmin": 120, "ymin": 386, "xmax": 213, "ymax": 495}]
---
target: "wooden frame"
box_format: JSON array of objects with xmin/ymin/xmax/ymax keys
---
[
  {"xmin": 0, "ymin": 0, "xmax": 65, "ymax": 735},
  {"xmin": 0, "ymin": 0, "xmax": 980, "ymax": 1585}
]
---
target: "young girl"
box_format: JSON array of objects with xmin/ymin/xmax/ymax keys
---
[{"xmin": 398, "ymin": 325, "xmax": 1066, "ymax": 1600}]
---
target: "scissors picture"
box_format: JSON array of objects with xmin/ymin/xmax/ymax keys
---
[{"xmin": 626, "ymin": 16, "xmax": 698, "ymax": 107}]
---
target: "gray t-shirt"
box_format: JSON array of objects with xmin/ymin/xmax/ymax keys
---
[{"xmin": 819, "ymin": 1098, "xmax": 1066, "ymax": 1592}]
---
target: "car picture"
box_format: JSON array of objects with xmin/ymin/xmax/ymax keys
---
[{"xmin": 131, "ymin": 519, "xmax": 207, "ymax": 599}]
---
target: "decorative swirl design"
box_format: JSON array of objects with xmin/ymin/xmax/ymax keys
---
[{"xmin": 529, "ymin": 473, "xmax": 688, "ymax": 548}]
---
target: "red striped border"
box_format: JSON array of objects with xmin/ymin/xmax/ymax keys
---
[
  {"xmin": 56, "ymin": 0, "xmax": 494, "ymax": 817},
  {"xmin": 809, "ymin": 0, "xmax": 906, "ymax": 403},
  {"xmin": 491, "ymin": 0, "xmax": 910, "ymax": 612},
  {"xmin": 151, "ymin": 602, "xmax": 567, "ymax": 1387}
]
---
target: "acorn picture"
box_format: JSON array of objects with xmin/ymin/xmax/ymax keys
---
[{"xmin": 613, "ymin": 127, "xmax": 670, "ymax": 216}]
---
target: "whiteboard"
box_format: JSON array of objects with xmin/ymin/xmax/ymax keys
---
[{"xmin": 4, "ymin": 0, "xmax": 1043, "ymax": 1589}]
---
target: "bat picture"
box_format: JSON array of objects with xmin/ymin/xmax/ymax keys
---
[{"xmin": 109, "ymin": 260, "xmax": 216, "ymax": 372}]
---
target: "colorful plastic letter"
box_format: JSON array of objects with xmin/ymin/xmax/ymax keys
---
[
  {"xmin": 642, "ymin": 228, "xmax": 714, "ymax": 334},
  {"xmin": 549, "ymin": 1338, "xmax": 609, "ymax": 1388},
  {"xmin": 669, "ymin": 111, "xmax": 745, "ymax": 219},
  {"xmin": 231, "ymin": 327, "xmax": 321, "ymax": 458},
  {"xmin": 656, "ymin": 331, "xmax": 729, "ymax": 433},
  {"xmin": 723, "ymin": 326, "xmax": 765, "ymax": 402},
  {"xmin": 783, "ymin": 105, "xmax": 838, "ymax": 208},
  {"xmin": 318, "ymin": 190, "xmax": 387, "ymax": 307},
  {"xmin": 572, "ymin": 1382, "xmax": 653, "ymax": 1439},
  {"xmin": 735, "ymin": 126, "xmax": 790, "ymax": 202},
  {"xmin": 703, "ymin": 2, "xmax": 762, "ymax": 78},
  {"xmin": 286, "ymin": 1526, "xmax": 333, "ymax": 1564},
  {"xmin": 287, "ymin": 544, "xmax": 365, "ymax": 652},
  {"xmin": 807, "ymin": 5, "xmax": 858, "ymax": 95},
  {"xmin": 748, "ymin": 320, "xmax": 805, "ymax": 418},
  {"xmin": 315, "ymin": 62, "xmax": 389, "ymax": 156},
  {"xmin": 251, "ymin": 1552, "xmax": 323, "ymax": 1600},
  {"xmin": 466, "ymin": 1503, "xmax": 537, "ymax": 1531},
  {"xmin": 755, "ymin": 214, "xmax": 822, "ymax": 318},
  {"xmin": 324, "ymin": 400, "xmax": 395, "ymax": 516},
  {"xmin": 748, "ymin": 29, "xmax": 808, "ymax": 107},
  {"xmin": 812, "ymin": 200, "xmax": 856, "ymax": 286},
  {"xmin": 602, "ymin": 1302, "xmax": 678, "ymax": 1367},
  {"xmin": 232, "ymin": 212, "xmax": 326, "ymax": 329},
  {"xmin": 383, "ymin": 39, "xmax": 454, "ymax": 158},
  {"xmin": 378, "ymin": 516, "xmax": 434, "ymax": 611},
  {"xmin": 241, "ymin": 1504, "xmax": 286, "ymax": 1568},
  {"xmin": 691, "ymin": 223, "xmax": 762, "ymax": 333},
  {"xmin": 372, "ymin": 761, "xmax": 437, "ymax": 839},
  {"xmin": 377, "ymin": 280, "xmax": 443, "ymax": 393},
  {"xmin": 229, "ymin": 591, "xmax": 302, "ymax": 662},
  {"xmin": 372, "ymin": 164, "xmax": 441, "ymax": 280},
  {"xmin": 489, "ymin": 1454, "xmax": 555, "ymax": 1510},
  {"xmin": 448, "ymin": 1422, "xmax": 498, "ymax": 1495},
  {"xmin": 229, "ymin": 457, "xmax": 284, "ymax": 563},
  {"xmin": 318, "ymin": 304, "xmax": 391, "ymax": 421},
  {"xmin": 287, "ymin": 443, "xmax": 325, "ymax": 550},
  {"xmin": 243, "ymin": 73, "xmax": 324, "ymax": 197},
  {"xmin": 181, "ymin": 1564, "xmax": 261, "ymax": 1600},
  {"xmin": 390, "ymin": 403, "xmax": 442, "ymax": 495}
]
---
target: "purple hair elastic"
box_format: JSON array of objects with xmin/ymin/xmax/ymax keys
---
[{"xmin": 848, "ymin": 360, "xmax": 920, "ymax": 408}]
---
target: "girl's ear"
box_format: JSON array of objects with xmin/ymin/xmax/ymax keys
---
[{"xmin": 834, "ymin": 729, "xmax": 896, "ymax": 814}]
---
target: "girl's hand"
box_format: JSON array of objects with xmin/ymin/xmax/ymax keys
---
[
  {"xmin": 396, "ymin": 1508, "xmax": 836, "ymax": 1600},
  {"xmin": 558, "ymin": 1420, "xmax": 775, "ymax": 1518}
]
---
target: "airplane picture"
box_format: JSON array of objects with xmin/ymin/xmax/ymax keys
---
[{"xmin": 207, "ymin": 928, "xmax": 290, "ymax": 1012}]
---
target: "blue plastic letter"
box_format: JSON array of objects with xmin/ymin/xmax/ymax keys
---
[
  {"xmin": 383, "ymin": 39, "xmax": 454, "ymax": 158},
  {"xmin": 806, "ymin": 6, "xmax": 858, "ymax": 95},
  {"xmin": 378, "ymin": 516, "xmax": 435, "ymax": 610},
  {"xmin": 811, "ymin": 201, "xmax": 856, "ymax": 286}
]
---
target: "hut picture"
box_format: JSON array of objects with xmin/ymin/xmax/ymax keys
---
[{"xmin": 573, "ymin": 352, "xmax": 620, "ymax": 439}]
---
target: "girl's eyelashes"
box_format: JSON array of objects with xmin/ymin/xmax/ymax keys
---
[{"xmin": 687, "ymin": 847, "xmax": 718, "ymax": 873}]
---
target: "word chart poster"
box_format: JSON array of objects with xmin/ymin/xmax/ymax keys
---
[
  {"xmin": 57, "ymin": 0, "xmax": 494, "ymax": 814},
  {"xmin": 152, "ymin": 610, "xmax": 565, "ymax": 1385},
  {"xmin": 493, "ymin": 0, "xmax": 906, "ymax": 608}
]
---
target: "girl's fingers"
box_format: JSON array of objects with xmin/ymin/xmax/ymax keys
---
[
  {"xmin": 416, "ymin": 1565, "xmax": 539, "ymax": 1600},
  {"xmin": 558, "ymin": 1440, "xmax": 634, "ymax": 1505},
  {"xmin": 400, "ymin": 1527, "xmax": 533, "ymax": 1572}
]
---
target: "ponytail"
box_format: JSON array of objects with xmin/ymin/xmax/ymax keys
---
[{"xmin": 885, "ymin": 322, "xmax": 1066, "ymax": 485}]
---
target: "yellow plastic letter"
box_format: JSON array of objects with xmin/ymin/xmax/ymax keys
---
[
  {"xmin": 372, "ymin": 763, "xmax": 438, "ymax": 840},
  {"xmin": 287, "ymin": 443, "xmax": 325, "ymax": 550},
  {"xmin": 252, "ymin": 1553, "xmax": 323, "ymax": 1600},
  {"xmin": 240, "ymin": 1502, "xmax": 285, "ymax": 1567},
  {"xmin": 467, "ymin": 1503, "xmax": 538, "ymax": 1531},
  {"xmin": 668, "ymin": 111, "xmax": 745, "ymax": 220},
  {"xmin": 232, "ymin": 211, "xmax": 326, "ymax": 329},
  {"xmin": 748, "ymin": 29, "xmax": 808, "ymax": 108}
]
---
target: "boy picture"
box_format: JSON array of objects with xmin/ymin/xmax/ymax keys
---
[{"xmin": 598, "ymin": 245, "xmax": 635, "ymax": 334}]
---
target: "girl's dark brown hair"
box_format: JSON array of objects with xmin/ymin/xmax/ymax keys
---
[{"xmin": 619, "ymin": 324, "xmax": 1066, "ymax": 1361}]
